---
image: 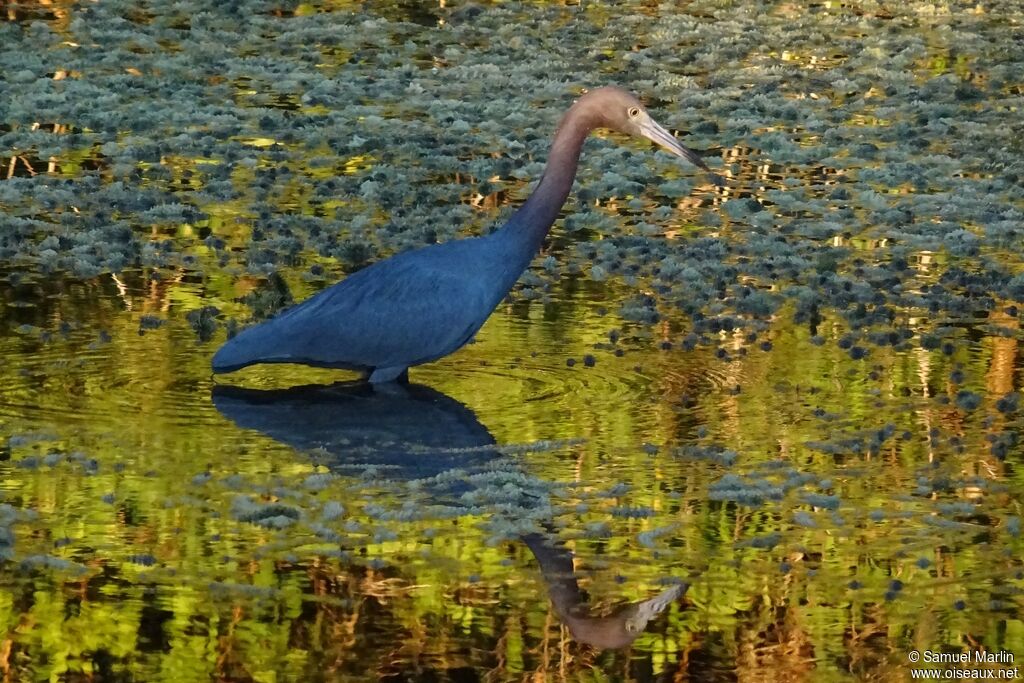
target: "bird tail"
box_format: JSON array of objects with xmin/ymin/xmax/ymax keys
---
[
  {"xmin": 211, "ymin": 334, "xmax": 255, "ymax": 373},
  {"xmin": 211, "ymin": 321, "xmax": 285, "ymax": 373}
]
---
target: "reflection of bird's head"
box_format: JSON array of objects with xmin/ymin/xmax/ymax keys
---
[
  {"xmin": 561, "ymin": 583, "xmax": 687, "ymax": 650},
  {"xmin": 623, "ymin": 582, "xmax": 686, "ymax": 634}
]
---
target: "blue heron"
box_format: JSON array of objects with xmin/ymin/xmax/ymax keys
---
[{"xmin": 212, "ymin": 86, "xmax": 713, "ymax": 382}]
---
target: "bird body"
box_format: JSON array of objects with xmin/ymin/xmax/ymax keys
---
[
  {"xmin": 212, "ymin": 232, "xmax": 526, "ymax": 381},
  {"xmin": 212, "ymin": 86, "xmax": 711, "ymax": 382}
]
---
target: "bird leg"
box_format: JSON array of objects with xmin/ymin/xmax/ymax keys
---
[{"xmin": 368, "ymin": 366, "xmax": 409, "ymax": 383}]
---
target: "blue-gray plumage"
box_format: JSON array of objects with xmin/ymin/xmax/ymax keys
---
[{"xmin": 212, "ymin": 86, "xmax": 713, "ymax": 382}]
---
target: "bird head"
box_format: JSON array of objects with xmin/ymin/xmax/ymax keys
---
[{"xmin": 577, "ymin": 86, "xmax": 713, "ymax": 174}]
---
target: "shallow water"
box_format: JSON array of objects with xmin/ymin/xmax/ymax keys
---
[{"xmin": 2, "ymin": 0, "xmax": 1024, "ymax": 681}]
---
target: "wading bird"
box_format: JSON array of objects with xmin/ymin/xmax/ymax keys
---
[{"xmin": 212, "ymin": 86, "xmax": 713, "ymax": 382}]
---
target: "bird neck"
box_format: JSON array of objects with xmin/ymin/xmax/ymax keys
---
[{"xmin": 498, "ymin": 102, "xmax": 596, "ymax": 255}]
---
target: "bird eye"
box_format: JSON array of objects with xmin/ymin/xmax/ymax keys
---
[{"xmin": 628, "ymin": 106, "xmax": 641, "ymax": 118}]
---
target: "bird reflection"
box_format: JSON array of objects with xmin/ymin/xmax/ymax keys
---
[
  {"xmin": 212, "ymin": 381, "xmax": 684, "ymax": 649},
  {"xmin": 524, "ymin": 529, "xmax": 687, "ymax": 649},
  {"xmin": 212, "ymin": 381, "xmax": 500, "ymax": 480}
]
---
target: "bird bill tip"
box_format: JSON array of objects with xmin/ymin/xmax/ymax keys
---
[{"xmin": 640, "ymin": 118, "xmax": 711, "ymax": 173}]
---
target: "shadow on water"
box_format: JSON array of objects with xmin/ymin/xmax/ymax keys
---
[{"xmin": 212, "ymin": 380, "xmax": 686, "ymax": 650}]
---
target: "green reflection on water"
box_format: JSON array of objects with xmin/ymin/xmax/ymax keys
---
[{"xmin": 1, "ymin": 267, "xmax": 1022, "ymax": 680}]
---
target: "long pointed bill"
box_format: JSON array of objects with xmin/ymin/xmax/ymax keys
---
[{"xmin": 639, "ymin": 116, "xmax": 710, "ymax": 172}]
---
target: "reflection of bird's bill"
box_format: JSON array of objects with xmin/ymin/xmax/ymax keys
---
[
  {"xmin": 639, "ymin": 117, "xmax": 709, "ymax": 171},
  {"xmin": 625, "ymin": 583, "xmax": 688, "ymax": 634}
]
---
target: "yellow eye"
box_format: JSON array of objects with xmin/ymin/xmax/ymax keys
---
[{"xmin": 628, "ymin": 106, "xmax": 641, "ymax": 118}]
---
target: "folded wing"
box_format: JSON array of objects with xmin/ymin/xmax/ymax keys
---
[{"xmin": 212, "ymin": 245, "xmax": 494, "ymax": 374}]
